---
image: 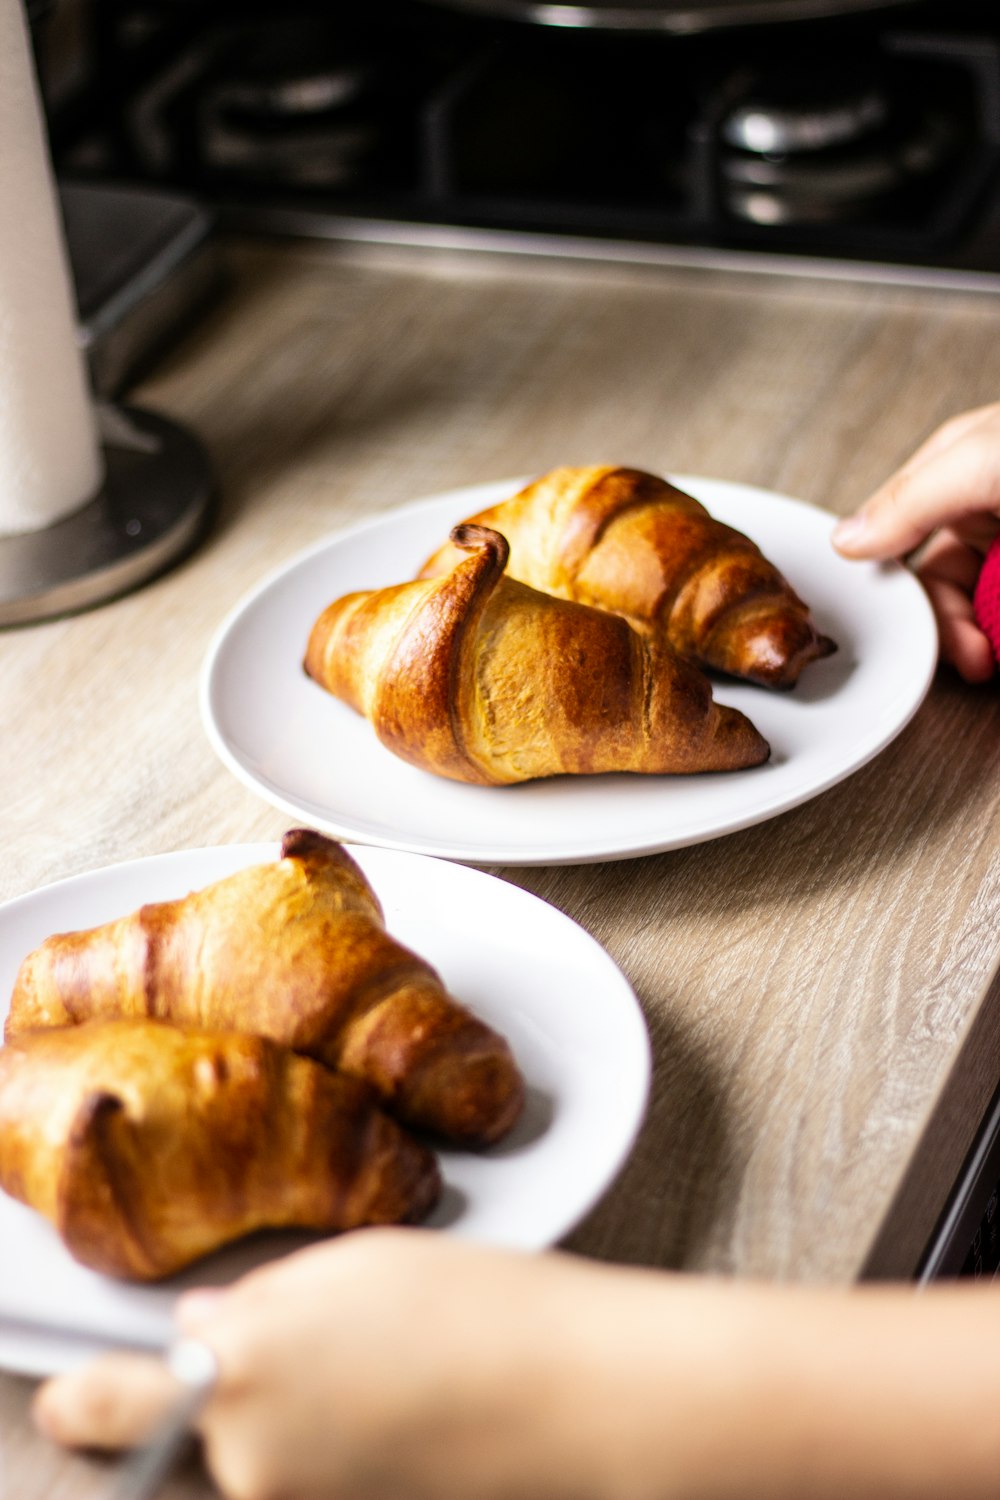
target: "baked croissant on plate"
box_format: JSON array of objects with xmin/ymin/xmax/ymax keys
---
[
  {"xmin": 6, "ymin": 829, "xmax": 524, "ymax": 1147},
  {"xmin": 304, "ymin": 524, "xmax": 769, "ymax": 783},
  {"xmin": 0, "ymin": 1019, "xmax": 441, "ymax": 1280},
  {"xmin": 419, "ymin": 466, "xmax": 836, "ymax": 689}
]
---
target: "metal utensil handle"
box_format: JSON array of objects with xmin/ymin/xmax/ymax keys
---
[{"xmin": 109, "ymin": 1339, "xmax": 218, "ymax": 1500}]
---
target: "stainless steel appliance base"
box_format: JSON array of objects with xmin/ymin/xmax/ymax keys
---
[{"xmin": 0, "ymin": 405, "xmax": 213, "ymax": 627}]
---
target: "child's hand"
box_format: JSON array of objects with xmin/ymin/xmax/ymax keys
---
[
  {"xmin": 29, "ymin": 1224, "xmax": 1000, "ymax": 1500},
  {"xmin": 833, "ymin": 402, "xmax": 1000, "ymax": 681},
  {"xmin": 31, "ymin": 1229, "xmax": 657, "ymax": 1500}
]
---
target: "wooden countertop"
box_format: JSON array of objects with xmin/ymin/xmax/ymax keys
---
[{"xmin": 3, "ymin": 237, "xmax": 1000, "ymax": 1495}]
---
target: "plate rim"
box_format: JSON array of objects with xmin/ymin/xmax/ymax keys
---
[{"xmin": 199, "ymin": 474, "xmax": 938, "ymax": 866}]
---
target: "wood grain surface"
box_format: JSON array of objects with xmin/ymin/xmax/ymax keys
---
[{"xmin": 2, "ymin": 237, "xmax": 999, "ymax": 1496}]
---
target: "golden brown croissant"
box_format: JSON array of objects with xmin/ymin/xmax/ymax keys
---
[
  {"xmin": 0, "ymin": 1019, "xmax": 440, "ymax": 1280},
  {"xmin": 419, "ymin": 467, "xmax": 836, "ymax": 689},
  {"xmin": 305, "ymin": 524, "xmax": 768, "ymax": 782},
  {"xmin": 6, "ymin": 830, "xmax": 524, "ymax": 1147}
]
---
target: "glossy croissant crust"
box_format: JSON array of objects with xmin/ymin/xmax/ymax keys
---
[
  {"xmin": 305, "ymin": 524, "xmax": 769, "ymax": 783},
  {"xmin": 6, "ymin": 830, "xmax": 524, "ymax": 1147},
  {"xmin": 420, "ymin": 467, "xmax": 836, "ymax": 689},
  {"xmin": 0, "ymin": 1020, "xmax": 441, "ymax": 1280}
]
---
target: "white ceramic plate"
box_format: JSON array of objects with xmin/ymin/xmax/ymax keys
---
[
  {"xmin": 201, "ymin": 475, "xmax": 937, "ymax": 866},
  {"xmin": 0, "ymin": 843, "xmax": 649, "ymax": 1377}
]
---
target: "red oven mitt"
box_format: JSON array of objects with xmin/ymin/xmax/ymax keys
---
[{"xmin": 973, "ymin": 534, "xmax": 1000, "ymax": 666}]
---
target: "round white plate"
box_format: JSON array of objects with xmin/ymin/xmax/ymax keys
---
[
  {"xmin": 201, "ymin": 475, "xmax": 937, "ymax": 866},
  {"xmin": 0, "ymin": 843, "xmax": 649, "ymax": 1377}
]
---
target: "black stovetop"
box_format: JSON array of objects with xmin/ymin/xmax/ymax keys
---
[{"xmin": 42, "ymin": 0, "xmax": 1000, "ymax": 284}]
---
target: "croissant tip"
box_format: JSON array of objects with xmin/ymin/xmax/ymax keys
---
[
  {"xmin": 70, "ymin": 1089, "xmax": 125, "ymax": 1144},
  {"xmin": 449, "ymin": 523, "xmax": 509, "ymax": 572},
  {"xmin": 405, "ymin": 1154, "xmax": 445, "ymax": 1225},
  {"xmin": 770, "ymin": 631, "xmax": 839, "ymax": 688},
  {"xmin": 280, "ymin": 828, "xmax": 357, "ymax": 873},
  {"xmin": 281, "ymin": 827, "xmax": 329, "ymax": 860}
]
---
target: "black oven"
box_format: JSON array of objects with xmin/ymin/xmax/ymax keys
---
[{"xmin": 38, "ymin": 0, "xmax": 1000, "ymax": 290}]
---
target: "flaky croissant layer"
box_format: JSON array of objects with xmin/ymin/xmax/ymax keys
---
[
  {"xmin": 0, "ymin": 1019, "xmax": 441, "ymax": 1280},
  {"xmin": 305, "ymin": 525, "xmax": 768, "ymax": 784},
  {"xmin": 419, "ymin": 467, "xmax": 836, "ymax": 689},
  {"xmin": 6, "ymin": 830, "xmax": 525, "ymax": 1147}
]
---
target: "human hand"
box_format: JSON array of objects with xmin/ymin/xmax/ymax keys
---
[
  {"xmin": 832, "ymin": 402, "xmax": 1000, "ymax": 682},
  {"xmin": 31, "ymin": 1229, "xmax": 670, "ymax": 1500},
  {"xmin": 30, "ymin": 1225, "xmax": 1000, "ymax": 1500}
]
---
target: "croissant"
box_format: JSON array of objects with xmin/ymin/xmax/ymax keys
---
[
  {"xmin": 0, "ymin": 1019, "xmax": 441, "ymax": 1280},
  {"xmin": 305, "ymin": 524, "xmax": 768, "ymax": 782},
  {"xmin": 419, "ymin": 467, "xmax": 836, "ymax": 689},
  {"xmin": 6, "ymin": 829, "xmax": 524, "ymax": 1147}
]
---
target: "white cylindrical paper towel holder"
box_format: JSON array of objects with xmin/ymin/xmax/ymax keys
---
[
  {"xmin": 0, "ymin": 0, "xmax": 103, "ymax": 535},
  {"xmin": 0, "ymin": 0, "xmax": 214, "ymax": 624}
]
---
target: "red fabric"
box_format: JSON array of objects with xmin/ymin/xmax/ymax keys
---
[{"xmin": 973, "ymin": 534, "xmax": 1000, "ymax": 665}]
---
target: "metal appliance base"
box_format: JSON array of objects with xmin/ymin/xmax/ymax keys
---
[{"xmin": 0, "ymin": 405, "xmax": 213, "ymax": 627}]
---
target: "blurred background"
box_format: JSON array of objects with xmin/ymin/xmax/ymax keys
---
[{"xmin": 26, "ymin": 0, "xmax": 1000, "ymax": 390}]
